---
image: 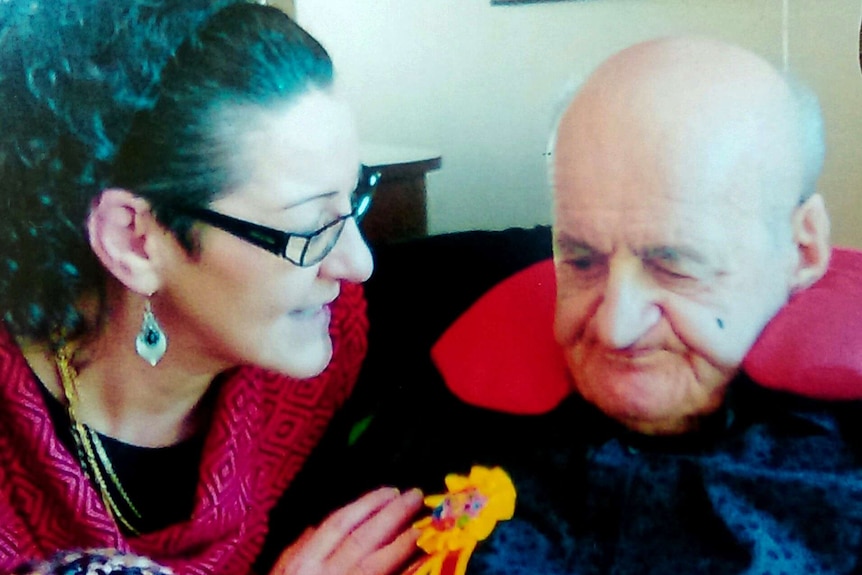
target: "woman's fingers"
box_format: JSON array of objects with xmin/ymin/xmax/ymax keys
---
[
  {"xmin": 270, "ymin": 527, "xmax": 316, "ymax": 571},
  {"xmin": 270, "ymin": 486, "xmax": 424, "ymax": 575},
  {"xmin": 327, "ymin": 488, "xmax": 423, "ymax": 567},
  {"xmin": 340, "ymin": 521, "xmax": 421, "ymax": 575}
]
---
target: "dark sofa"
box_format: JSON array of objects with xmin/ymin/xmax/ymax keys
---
[
  {"xmin": 360, "ymin": 225, "xmax": 553, "ymax": 404},
  {"xmin": 256, "ymin": 225, "xmax": 553, "ymax": 568}
]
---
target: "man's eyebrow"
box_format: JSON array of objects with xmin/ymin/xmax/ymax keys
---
[
  {"xmin": 640, "ymin": 245, "xmax": 710, "ymax": 266},
  {"xmin": 553, "ymin": 233, "xmax": 598, "ymax": 254}
]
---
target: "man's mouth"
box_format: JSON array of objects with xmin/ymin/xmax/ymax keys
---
[{"xmin": 599, "ymin": 347, "xmax": 667, "ymax": 366}]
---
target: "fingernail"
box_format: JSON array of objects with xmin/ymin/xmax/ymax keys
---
[
  {"xmin": 375, "ymin": 486, "xmax": 400, "ymax": 501},
  {"xmin": 405, "ymin": 488, "xmax": 424, "ymax": 504}
]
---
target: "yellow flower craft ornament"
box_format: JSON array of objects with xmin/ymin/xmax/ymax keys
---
[{"xmin": 404, "ymin": 466, "xmax": 516, "ymax": 575}]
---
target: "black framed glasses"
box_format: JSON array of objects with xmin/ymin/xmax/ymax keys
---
[{"xmin": 175, "ymin": 166, "xmax": 380, "ymax": 267}]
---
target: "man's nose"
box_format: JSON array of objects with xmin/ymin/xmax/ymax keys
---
[
  {"xmin": 319, "ymin": 219, "xmax": 374, "ymax": 283},
  {"xmin": 594, "ymin": 262, "xmax": 660, "ymax": 349}
]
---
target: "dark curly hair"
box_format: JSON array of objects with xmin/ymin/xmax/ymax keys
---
[{"xmin": 0, "ymin": 1, "xmax": 333, "ymax": 342}]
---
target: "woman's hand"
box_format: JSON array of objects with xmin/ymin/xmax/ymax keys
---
[{"xmin": 269, "ymin": 487, "xmax": 424, "ymax": 575}]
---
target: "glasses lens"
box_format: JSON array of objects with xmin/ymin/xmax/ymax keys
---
[
  {"xmin": 283, "ymin": 170, "xmax": 378, "ymax": 267},
  {"xmin": 289, "ymin": 218, "xmax": 348, "ymax": 266}
]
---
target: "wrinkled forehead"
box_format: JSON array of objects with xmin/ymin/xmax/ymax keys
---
[
  {"xmin": 550, "ymin": 114, "xmax": 791, "ymax": 260},
  {"xmin": 553, "ymin": 99, "xmax": 803, "ymax": 239},
  {"xmin": 553, "ymin": 189, "xmax": 756, "ymax": 266},
  {"xmin": 554, "ymin": 117, "xmax": 763, "ymax": 213}
]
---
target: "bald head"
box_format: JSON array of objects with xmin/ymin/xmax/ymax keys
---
[
  {"xmin": 550, "ymin": 37, "xmax": 831, "ymax": 435},
  {"xmin": 552, "ymin": 37, "xmax": 822, "ymax": 221}
]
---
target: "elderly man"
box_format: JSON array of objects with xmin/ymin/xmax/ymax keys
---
[
  {"xmin": 258, "ymin": 37, "xmax": 861, "ymax": 575},
  {"xmin": 550, "ymin": 36, "xmax": 830, "ymax": 436}
]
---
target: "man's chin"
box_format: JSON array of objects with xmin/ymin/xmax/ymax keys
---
[
  {"xmin": 614, "ymin": 411, "xmax": 701, "ymax": 436},
  {"xmin": 574, "ymin": 366, "xmax": 726, "ymax": 435}
]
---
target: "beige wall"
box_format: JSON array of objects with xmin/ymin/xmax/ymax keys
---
[
  {"xmin": 297, "ymin": 0, "xmax": 862, "ymax": 248},
  {"xmin": 266, "ymin": 0, "xmax": 294, "ymax": 17}
]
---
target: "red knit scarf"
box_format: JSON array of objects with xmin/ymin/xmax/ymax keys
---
[{"xmin": 0, "ymin": 282, "xmax": 368, "ymax": 575}]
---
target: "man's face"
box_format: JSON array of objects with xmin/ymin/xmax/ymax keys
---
[{"xmin": 552, "ymin": 103, "xmax": 798, "ymax": 435}]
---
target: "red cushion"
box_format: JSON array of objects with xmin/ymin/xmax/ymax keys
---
[
  {"xmin": 742, "ymin": 247, "xmax": 862, "ymax": 399},
  {"xmin": 432, "ymin": 248, "xmax": 862, "ymax": 414},
  {"xmin": 431, "ymin": 260, "xmax": 568, "ymax": 414}
]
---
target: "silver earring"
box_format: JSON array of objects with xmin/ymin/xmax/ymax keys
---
[{"xmin": 135, "ymin": 300, "xmax": 167, "ymax": 366}]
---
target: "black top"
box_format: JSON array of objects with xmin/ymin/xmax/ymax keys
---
[
  {"xmin": 38, "ymin": 379, "xmax": 204, "ymax": 535},
  {"xmin": 263, "ymin": 360, "xmax": 862, "ymax": 574}
]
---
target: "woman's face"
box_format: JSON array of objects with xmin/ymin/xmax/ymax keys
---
[{"xmin": 156, "ymin": 90, "xmax": 373, "ymax": 378}]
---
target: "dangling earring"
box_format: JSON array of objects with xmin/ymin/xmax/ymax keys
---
[{"xmin": 135, "ymin": 300, "xmax": 167, "ymax": 366}]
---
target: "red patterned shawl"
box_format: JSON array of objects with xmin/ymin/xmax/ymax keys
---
[{"xmin": 0, "ymin": 282, "xmax": 368, "ymax": 575}]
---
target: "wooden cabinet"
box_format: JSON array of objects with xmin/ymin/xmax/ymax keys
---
[{"xmin": 360, "ymin": 145, "xmax": 442, "ymax": 245}]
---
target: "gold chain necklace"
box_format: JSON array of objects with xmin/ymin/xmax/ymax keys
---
[{"xmin": 55, "ymin": 344, "xmax": 143, "ymax": 535}]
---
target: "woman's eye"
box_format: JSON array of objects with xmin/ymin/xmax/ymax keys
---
[{"xmin": 299, "ymin": 211, "xmax": 338, "ymax": 234}]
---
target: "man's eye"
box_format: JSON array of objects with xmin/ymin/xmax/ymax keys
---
[
  {"xmin": 560, "ymin": 254, "xmax": 606, "ymax": 285},
  {"xmin": 652, "ymin": 264, "xmax": 691, "ymax": 279},
  {"xmin": 646, "ymin": 261, "xmax": 703, "ymax": 287},
  {"xmin": 569, "ymin": 257, "xmax": 595, "ymax": 271}
]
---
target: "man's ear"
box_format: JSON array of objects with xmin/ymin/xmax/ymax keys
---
[
  {"xmin": 87, "ymin": 189, "xmax": 166, "ymax": 295},
  {"xmin": 789, "ymin": 193, "xmax": 831, "ymax": 292}
]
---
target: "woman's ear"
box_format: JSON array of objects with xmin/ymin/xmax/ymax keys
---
[
  {"xmin": 789, "ymin": 193, "xmax": 831, "ymax": 292},
  {"xmin": 87, "ymin": 189, "xmax": 166, "ymax": 295}
]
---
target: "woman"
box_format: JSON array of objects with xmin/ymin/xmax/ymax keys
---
[{"xmin": 0, "ymin": 1, "xmax": 422, "ymax": 574}]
